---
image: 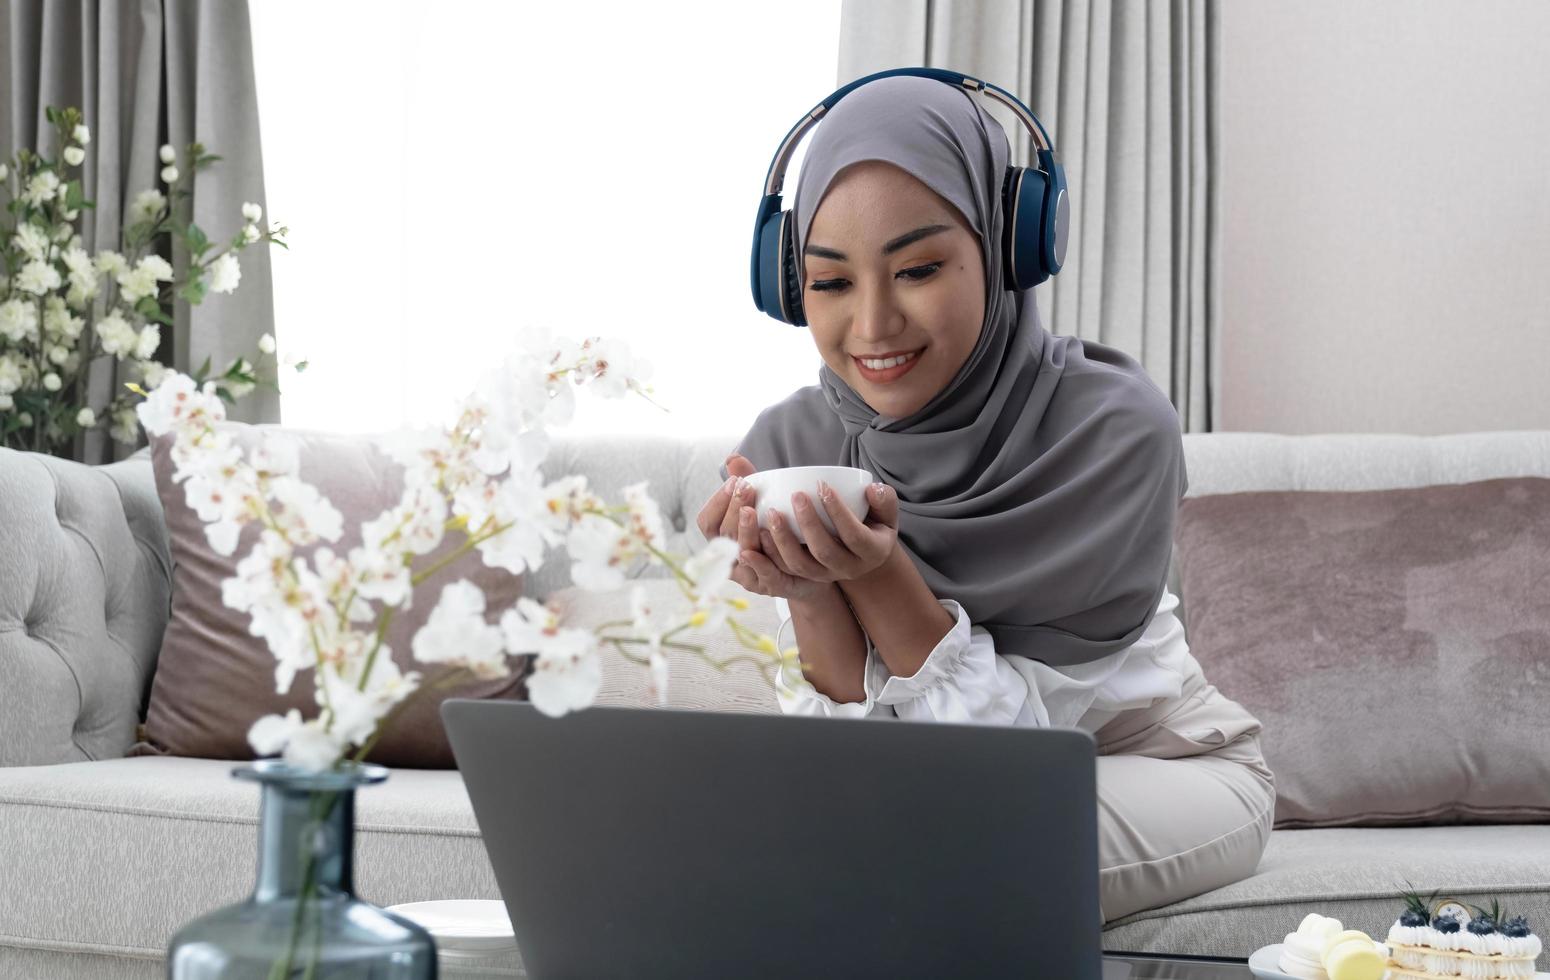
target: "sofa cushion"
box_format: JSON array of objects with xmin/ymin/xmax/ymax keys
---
[
  {"xmin": 1174, "ymin": 476, "xmax": 1550, "ymax": 829},
  {"xmin": 1099, "ymin": 824, "xmax": 1550, "ymax": 959},
  {"xmin": 132, "ymin": 423, "xmax": 529, "ymax": 769}
]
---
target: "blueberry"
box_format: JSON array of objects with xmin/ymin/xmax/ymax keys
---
[
  {"xmin": 1467, "ymin": 917, "xmax": 1498, "ymax": 935},
  {"xmin": 1502, "ymin": 916, "xmax": 1532, "ymax": 938},
  {"xmin": 1432, "ymin": 913, "xmax": 1462, "ymax": 933},
  {"xmin": 1399, "ymin": 910, "xmax": 1429, "ymax": 927}
]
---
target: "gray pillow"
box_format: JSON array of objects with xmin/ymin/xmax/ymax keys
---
[
  {"xmin": 130, "ymin": 422, "xmax": 529, "ymax": 768},
  {"xmin": 1173, "ymin": 476, "xmax": 1550, "ymax": 828}
]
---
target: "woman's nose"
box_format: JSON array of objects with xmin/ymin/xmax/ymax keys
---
[{"xmin": 852, "ymin": 279, "xmax": 904, "ymax": 341}]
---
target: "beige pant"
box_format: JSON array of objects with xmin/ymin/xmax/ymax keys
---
[{"xmin": 1090, "ymin": 650, "xmax": 1278, "ymax": 924}]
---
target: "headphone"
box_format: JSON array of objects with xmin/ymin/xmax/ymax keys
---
[{"xmin": 750, "ymin": 66, "xmax": 1071, "ymax": 327}]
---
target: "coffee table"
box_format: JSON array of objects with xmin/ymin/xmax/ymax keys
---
[{"xmin": 1104, "ymin": 950, "xmax": 1255, "ymax": 978}]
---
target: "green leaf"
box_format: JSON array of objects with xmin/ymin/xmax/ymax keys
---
[
  {"xmin": 64, "ymin": 180, "xmax": 86, "ymax": 210},
  {"xmin": 184, "ymin": 223, "xmax": 210, "ymax": 256},
  {"xmin": 294, "ymin": 360, "xmax": 308, "ymax": 372},
  {"xmin": 196, "ymin": 355, "xmax": 213, "ymax": 380},
  {"xmin": 178, "ymin": 276, "xmax": 208, "ymax": 305},
  {"xmin": 214, "ymin": 386, "xmax": 234, "ymax": 404}
]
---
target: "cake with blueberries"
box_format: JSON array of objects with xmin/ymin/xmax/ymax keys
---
[{"xmin": 1384, "ymin": 890, "xmax": 1542, "ymax": 979}]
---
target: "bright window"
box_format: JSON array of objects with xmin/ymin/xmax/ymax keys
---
[{"xmin": 250, "ymin": 1, "xmax": 843, "ymax": 437}]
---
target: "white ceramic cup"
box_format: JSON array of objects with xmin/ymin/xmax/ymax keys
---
[{"xmin": 740, "ymin": 466, "xmax": 875, "ymax": 545}]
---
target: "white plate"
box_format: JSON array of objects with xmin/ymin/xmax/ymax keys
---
[
  {"xmin": 1248, "ymin": 942, "xmax": 1550, "ymax": 980},
  {"xmin": 384, "ymin": 899, "xmax": 517, "ymax": 956}
]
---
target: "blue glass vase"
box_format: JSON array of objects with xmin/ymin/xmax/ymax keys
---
[{"xmin": 167, "ymin": 759, "xmax": 438, "ymax": 978}]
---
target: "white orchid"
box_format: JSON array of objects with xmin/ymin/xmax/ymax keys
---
[{"xmin": 136, "ymin": 330, "xmax": 781, "ymax": 771}]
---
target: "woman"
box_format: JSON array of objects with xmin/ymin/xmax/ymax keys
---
[{"xmin": 697, "ymin": 74, "xmax": 1275, "ymax": 924}]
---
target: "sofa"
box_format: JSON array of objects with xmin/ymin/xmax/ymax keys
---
[{"xmin": 2, "ymin": 429, "xmax": 1548, "ymax": 978}]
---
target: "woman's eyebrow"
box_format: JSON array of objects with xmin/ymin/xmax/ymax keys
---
[{"xmin": 804, "ymin": 223, "xmax": 951, "ymax": 261}]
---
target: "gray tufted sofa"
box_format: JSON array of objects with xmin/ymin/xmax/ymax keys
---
[{"xmin": 2, "ymin": 429, "xmax": 1550, "ymax": 978}]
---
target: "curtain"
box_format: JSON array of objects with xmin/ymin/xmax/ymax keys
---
[
  {"xmin": 837, "ymin": 0, "xmax": 1222, "ymax": 432},
  {"xmin": 1, "ymin": 0, "xmax": 277, "ymax": 463}
]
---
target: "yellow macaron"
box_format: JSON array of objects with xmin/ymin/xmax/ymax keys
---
[{"xmin": 1323, "ymin": 935, "xmax": 1385, "ymax": 980}]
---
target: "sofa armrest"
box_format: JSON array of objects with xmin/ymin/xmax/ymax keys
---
[{"xmin": 0, "ymin": 447, "xmax": 171, "ymax": 766}]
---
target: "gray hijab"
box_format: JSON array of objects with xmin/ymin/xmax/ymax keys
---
[{"xmin": 723, "ymin": 75, "xmax": 1188, "ymax": 667}]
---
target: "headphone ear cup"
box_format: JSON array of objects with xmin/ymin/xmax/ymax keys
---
[
  {"xmin": 755, "ymin": 207, "xmax": 803, "ymax": 325},
  {"xmin": 1001, "ymin": 166, "xmax": 1051, "ymax": 291},
  {"xmin": 779, "ymin": 211, "xmax": 806, "ymax": 327}
]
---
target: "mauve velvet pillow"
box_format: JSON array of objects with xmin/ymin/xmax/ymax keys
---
[
  {"xmin": 1174, "ymin": 476, "xmax": 1550, "ymax": 829},
  {"xmin": 130, "ymin": 422, "xmax": 529, "ymax": 768}
]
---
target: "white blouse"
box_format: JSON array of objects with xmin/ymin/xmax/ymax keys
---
[{"xmin": 771, "ymin": 588, "xmax": 1192, "ymax": 732}]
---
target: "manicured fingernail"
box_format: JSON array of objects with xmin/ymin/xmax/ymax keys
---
[
  {"xmin": 732, "ymin": 477, "xmax": 745, "ymax": 497},
  {"xmin": 722, "ymin": 476, "xmax": 735, "ymax": 494},
  {"xmin": 766, "ymin": 507, "xmax": 782, "ymax": 527},
  {"xmin": 817, "ymin": 480, "xmax": 833, "ymax": 503},
  {"xmin": 740, "ymin": 507, "xmax": 752, "ymax": 525}
]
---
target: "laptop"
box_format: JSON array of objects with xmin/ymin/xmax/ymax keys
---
[{"xmin": 441, "ymin": 699, "xmax": 1103, "ymax": 979}]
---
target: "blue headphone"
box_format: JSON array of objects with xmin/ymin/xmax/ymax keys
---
[{"xmin": 750, "ymin": 66, "xmax": 1071, "ymax": 327}]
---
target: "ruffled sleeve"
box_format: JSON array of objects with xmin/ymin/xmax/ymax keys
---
[{"xmin": 769, "ymin": 589, "xmax": 1194, "ymax": 732}]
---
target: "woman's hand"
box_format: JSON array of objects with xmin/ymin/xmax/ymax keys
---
[
  {"xmin": 759, "ymin": 476, "xmax": 898, "ymax": 587},
  {"xmin": 695, "ymin": 453, "xmax": 833, "ymax": 602}
]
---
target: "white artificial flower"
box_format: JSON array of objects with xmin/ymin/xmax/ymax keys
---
[
  {"xmin": 681, "ymin": 536, "xmax": 741, "ymax": 628},
  {"xmin": 117, "ymin": 255, "xmax": 172, "ymax": 303},
  {"xmin": 242, "ymin": 202, "xmax": 263, "ymax": 223},
  {"xmin": 128, "ymin": 189, "xmax": 166, "ymax": 227},
  {"xmin": 138, "ymin": 359, "xmax": 170, "ymax": 389},
  {"xmin": 76, "ymin": 407, "xmax": 95, "ymax": 428},
  {"xmin": 95, "ymin": 250, "xmax": 128, "ymax": 277},
  {"xmin": 258, "ymin": 332, "xmax": 276, "ymax": 354},
  {"xmin": 47, "ymin": 345, "xmax": 68, "ymax": 365},
  {"xmin": 134, "ymin": 371, "xmax": 226, "ymax": 437},
  {"xmin": 0, "ymin": 299, "xmax": 39, "ymax": 344},
  {"xmin": 43, "ymin": 297, "xmax": 84, "ymax": 342},
  {"xmin": 250, "ymin": 707, "xmax": 348, "ymax": 772},
  {"xmin": 522, "ymin": 629, "xmax": 603, "ymax": 718},
  {"xmin": 269, "ymin": 474, "xmax": 345, "ymax": 546},
  {"xmin": 135, "ymin": 324, "xmax": 161, "ymax": 360},
  {"xmin": 42, "ymin": 372, "xmax": 61, "ymax": 392},
  {"xmin": 160, "ymin": 165, "xmax": 179, "ymax": 184},
  {"xmin": 0, "ymin": 163, "xmax": 8, "ymax": 181},
  {"xmin": 0, "ymin": 356, "xmax": 22, "ymax": 395},
  {"xmin": 0, "ymin": 394, "xmax": 11, "ymax": 410},
  {"xmin": 13, "ymin": 222, "xmax": 50, "ymax": 261},
  {"xmin": 628, "ymin": 583, "xmax": 682, "ymax": 706},
  {"xmin": 159, "ymin": 143, "xmax": 176, "ymax": 164},
  {"xmin": 15, "ymin": 260, "xmax": 62, "ymax": 295},
  {"xmin": 578, "ymin": 335, "xmax": 653, "ymax": 400},
  {"xmin": 61, "ymin": 245, "xmax": 92, "ymax": 278},
  {"xmin": 411, "ymin": 580, "xmax": 509, "ymax": 679},
  {"xmin": 16, "ymin": 412, "xmax": 32, "ymax": 427},
  {"xmin": 95, "ymin": 309, "xmax": 139, "ymax": 357},
  {"xmin": 109, "ymin": 406, "xmax": 139, "ymax": 445},
  {"xmin": 249, "ymin": 708, "xmax": 304, "ymax": 756},
  {"xmin": 140, "ymin": 254, "xmax": 174, "ymax": 281},
  {"xmin": 72, "ymin": 124, "xmax": 90, "ymax": 145},
  {"xmin": 563, "ymin": 482, "xmax": 665, "ymax": 592},
  {"xmin": 63, "ymin": 146, "xmax": 85, "ymax": 167},
  {"xmin": 207, "ymin": 253, "xmax": 241, "ymax": 294},
  {"xmin": 24, "ymin": 170, "xmax": 59, "ymax": 207},
  {"xmin": 241, "ymin": 223, "xmax": 260, "ymax": 244}
]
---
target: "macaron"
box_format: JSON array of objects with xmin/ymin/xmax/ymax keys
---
[{"xmin": 1323, "ymin": 937, "xmax": 1385, "ymax": 980}]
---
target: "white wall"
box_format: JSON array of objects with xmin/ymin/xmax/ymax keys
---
[{"xmin": 1219, "ymin": 0, "xmax": 1550, "ymax": 434}]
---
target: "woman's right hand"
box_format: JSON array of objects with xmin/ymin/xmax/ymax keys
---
[{"xmin": 696, "ymin": 453, "xmax": 835, "ymax": 602}]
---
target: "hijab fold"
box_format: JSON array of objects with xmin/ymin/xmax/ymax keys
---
[{"xmin": 723, "ymin": 75, "xmax": 1187, "ymax": 668}]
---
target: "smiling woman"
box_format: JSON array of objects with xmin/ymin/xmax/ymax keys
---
[
  {"xmin": 248, "ymin": 0, "xmax": 840, "ymax": 435},
  {"xmin": 800, "ymin": 161, "xmax": 987, "ymax": 420}
]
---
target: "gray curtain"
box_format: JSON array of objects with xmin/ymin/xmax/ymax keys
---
[
  {"xmin": 0, "ymin": 0, "xmax": 277, "ymax": 463},
  {"xmin": 837, "ymin": 0, "xmax": 1222, "ymax": 432}
]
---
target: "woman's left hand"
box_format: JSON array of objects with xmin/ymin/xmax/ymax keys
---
[{"xmin": 755, "ymin": 480, "xmax": 899, "ymax": 585}]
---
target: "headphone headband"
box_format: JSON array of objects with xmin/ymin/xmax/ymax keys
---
[{"xmin": 761, "ymin": 67, "xmax": 1055, "ymax": 198}]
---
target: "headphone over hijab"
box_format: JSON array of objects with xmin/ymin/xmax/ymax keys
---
[{"xmin": 725, "ymin": 68, "xmax": 1188, "ymax": 668}]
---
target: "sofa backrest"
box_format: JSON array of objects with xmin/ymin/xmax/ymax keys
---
[{"xmin": 3, "ymin": 429, "xmax": 1547, "ymax": 766}]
